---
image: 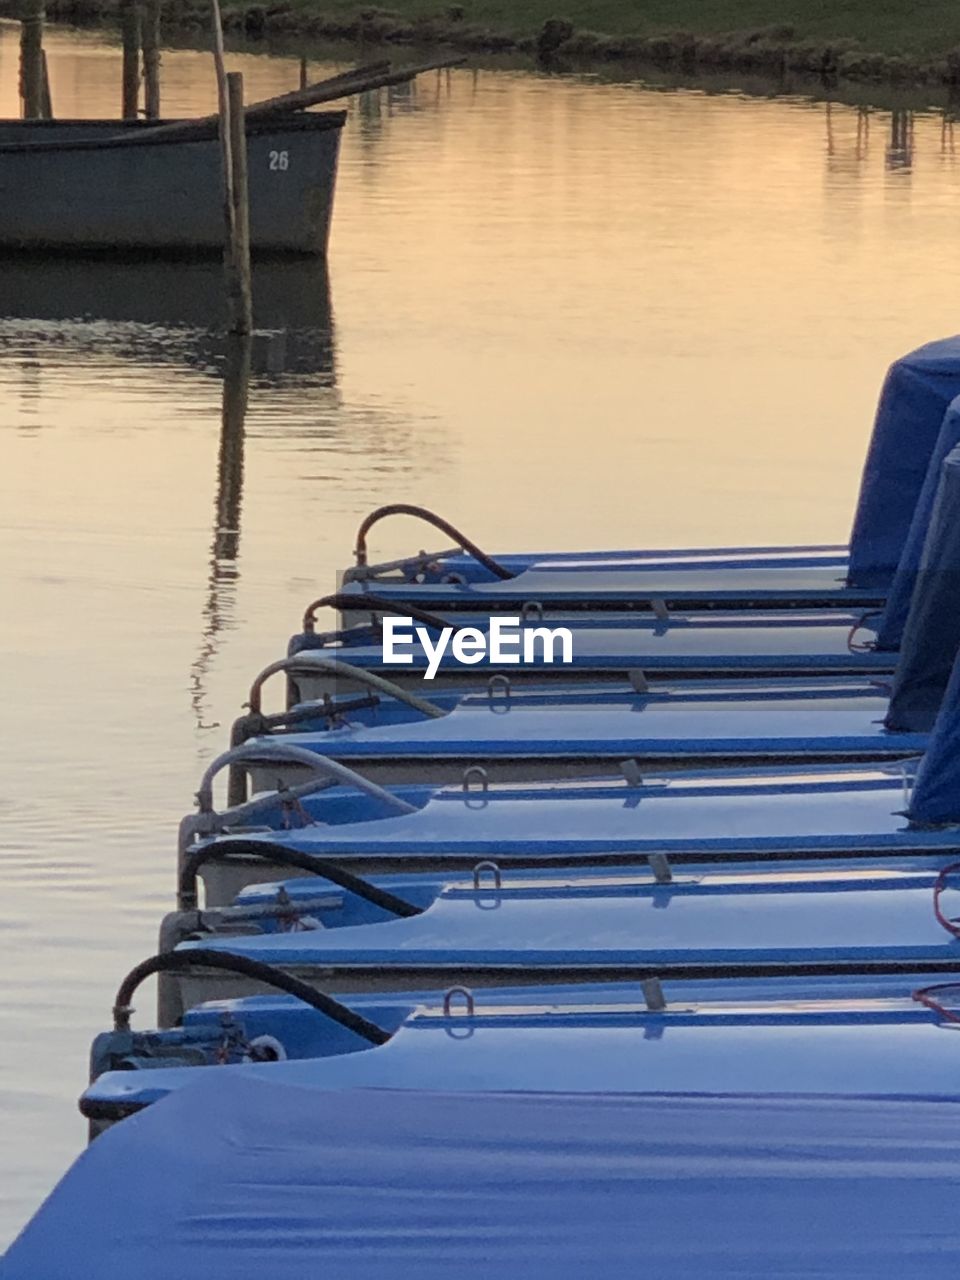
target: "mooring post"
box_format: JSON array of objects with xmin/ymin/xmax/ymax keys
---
[
  {"xmin": 210, "ymin": 0, "xmax": 253, "ymax": 335},
  {"xmin": 19, "ymin": 0, "xmax": 45, "ymax": 119},
  {"xmin": 40, "ymin": 49, "xmax": 53, "ymax": 118},
  {"xmin": 120, "ymin": 0, "xmax": 141, "ymax": 118},
  {"xmin": 142, "ymin": 0, "xmax": 162, "ymax": 118},
  {"xmin": 226, "ymin": 71, "xmax": 253, "ymax": 335}
]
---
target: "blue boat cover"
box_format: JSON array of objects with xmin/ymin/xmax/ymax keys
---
[
  {"xmin": 909, "ymin": 644, "xmax": 960, "ymax": 826},
  {"xmin": 849, "ymin": 335, "xmax": 960, "ymax": 587},
  {"xmin": 8, "ymin": 1074, "xmax": 960, "ymax": 1279},
  {"xmin": 876, "ymin": 395, "xmax": 960, "ymax": 649},
  {"xmin": 885, "ymin": 444, "xmax": 960, "ymax": 732}
]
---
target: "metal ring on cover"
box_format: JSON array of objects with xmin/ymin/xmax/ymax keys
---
[
  {"xmin": 472, "ymin": 860, "xmax": 502, "ymax": 891},
  {"xmin": 520, "ymin": 600, "xmax": 544, "ymax": 622},
  {"xmin": 443, "ymin": 986, "xmax": 476, "ymax": 1017},
  {"xmin": 487, "ymin": 673, "xmax": 511, "ymax": 700},
  {"xmin": 462, "ymin": 765, "xmax": 489, "ymax": 793}
]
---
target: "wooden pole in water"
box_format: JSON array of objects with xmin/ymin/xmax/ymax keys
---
[
  {"xmin": 226, "ymin": 71, "xmax": 252, "ymax": 335},
  {"xmin": 142, "ymin": 0, "xmax": 162, "ymax": 119},
  {"xmin": 210, "ymin": 0, "xmax": 252, "ymax": 335},
  {"xmin": 19, "ymin": 0, "xmax": 45, "ymax": 119},
  {"xmin": 40, "ymin": 49, "xmax": 53, "ymax": 118},
  {"xmin": 120, "ymin": 0, "xmax": 141, "ymax": 118}
]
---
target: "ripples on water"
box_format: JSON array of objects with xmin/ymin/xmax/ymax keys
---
[{"xmin": 2, "ymin": 19, "xmax": 960, "ymax": 1244}]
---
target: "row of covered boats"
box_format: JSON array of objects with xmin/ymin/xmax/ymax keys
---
[{"xmin": 11, "ymin": 335, "xmax": 960, "ymax": 1275}]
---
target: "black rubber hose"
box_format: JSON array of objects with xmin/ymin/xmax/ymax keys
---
[
  {"xmin": 302, "ymin": 591, "xmax": 456, "ymax": 635},
  {"xmin": 353, "ymin": 504, "xmax": 515, "ymax": 579},
  {"xmin": 229, "ymin": 694, "xmax": 380, "ymax": 747},
  {"xmin": 112, "ymin": 949, "xmax": 391, "ymax": 1045},
  {"xmin": 179, "ymin": 836, "xmax": 423, "ymax": 918}
]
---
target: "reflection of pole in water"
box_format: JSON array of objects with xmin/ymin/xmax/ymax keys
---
[
  {"xmin": 823, "ymin": 102, "xmax": 870, "ymax": 175},
  {"xmin": 886, "ymin": 110, "xmax": 914, "ymax": 171},
  {"xmin": 190, "ymin": 333, "xmax": 251, "ymax": 731},
  {"xmin": 856, "ymin": 107, "xmax": 869, "ymax": 159},
  {"xmin": 942, "ymin": 110, "xmax": 956, "ymax": 156},
  {"xmin": 214, "ymin": 333, "xmax": 249, "ymax": 560},
  {"xmin": 16, "ymin": 357, "xmax": 43, "ymax": 432}
]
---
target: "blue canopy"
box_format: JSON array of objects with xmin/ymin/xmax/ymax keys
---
[
  {"xmin": 885, "ymin": 443, "xmax": 960, "ymax": 732},
  {"xmin": 908, "ymin": 644, "xmax": 960, "ymax": 825},
  {"xmin": 849, "ymin": 335, "xmax": 960, "ymax": 586},
  {"xmin": 8, "ymin": 1075, "xmax": 960, "ymax": 1279},
  {"xmin": 876, "ymin": 394, "xmax": 960, "ymax": 650}
]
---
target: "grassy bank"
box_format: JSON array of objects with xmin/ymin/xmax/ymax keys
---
[
  {"xmin": 18, "ymin": 0, "xmax": 960, "ymax": 86},
  {"xmin": 258, "ymin": 1, "xmax": 960, "ymax": 58}
]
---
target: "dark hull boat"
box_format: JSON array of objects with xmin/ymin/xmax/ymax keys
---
[{"xmin": 0, "ymin": 113, "xmax": 345, "ymax": 255}]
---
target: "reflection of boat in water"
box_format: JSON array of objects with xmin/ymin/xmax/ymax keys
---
[
  {"xmin": 0, "ymin": 253, "xmax": 335, "ymax": 379},
  {"xmin": 0, "ymin": 114, "xmax": 344, "ymax": 254}
]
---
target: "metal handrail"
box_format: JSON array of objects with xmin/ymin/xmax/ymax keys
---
[
  {"xmin": 247, "ymin": 653, "xmax": 446, "ymax": 719},
  {"xmin": 194, "ymin": 741, "xmax": 419, "ymax": 819}
]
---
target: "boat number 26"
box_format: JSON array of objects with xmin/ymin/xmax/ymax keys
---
[{"xmin": 269, "ymin": 150, "xmax": 290, "ymax": 172}]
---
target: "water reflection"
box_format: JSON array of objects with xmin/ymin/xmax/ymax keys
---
[
  {"xmin": 824, "ymin": 102, "xmax": 871, "ymax": 166},
  {"xmin": 886, "ymin": 110, "xmax": 914, "ymax": 171},
  {"xmin": 942, "ymin": 113, "xmax": 956, "ymax": 157},
  {"xmin": 192, "ymin": 334, "xmax": 252, "ymax": 731},
  {"xmin": 0, "ymin": 254, "xmax": 336, "ymax": 380}
]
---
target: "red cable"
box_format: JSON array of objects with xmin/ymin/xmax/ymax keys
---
[
  {"xmin": 915, "ymin": 865, "xmax": 960, "ymax": 1021},
  {"xmin": 931, "ymin": 860, "xmax": 960, "ymax": 939},
  {"xmin": 912, "ymin": 984, "xmax": 960, "ymax": 1024}
]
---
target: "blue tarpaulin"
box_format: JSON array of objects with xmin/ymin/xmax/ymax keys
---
[
  {"xmin": 849, "ymin": 335, "xmax": 960, "ymax": 587},
  {"xmin": 884, "ymin": 443, "xmax": 960, "ymax": 732},
  {"xmin": 5, "ymin": 1075, "xmax": 960, "ymax": 1279},
  {"xmin": 876, "ymin": 394, "xmax": 960, "ymax": 649},
  {"xmin": 909, "ymin": 646, "xmax": 960, "ymax": 825}
]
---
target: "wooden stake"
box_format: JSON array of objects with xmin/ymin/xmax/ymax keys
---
[
  {"xmin": 120, "ymin": 0, "xmax": 141, "ymax": 119},
  {"xmin": 210, "ymin": 0, "xmax": 236, "ymax": 264},
  {"xmin": 142, "ymin": 0, "xmax": 162, "ymax": 119},
  {"xmin": 40, "ymin": 49, "xmax": 53, "ymax": 119},
  {"xmin": 114, "ymin": 58, "xmax": 459, "ymax": 146},
  {"xmin": 210, "ymin": 0, "xmax": 252, "ymax": 335},
  {"xmin": 227, "ymin": 71, "xmax": 252, "ymax": 335},
  {"xmin": 19, "ymin": 0, "xmax": 45, "ymax": 120}
]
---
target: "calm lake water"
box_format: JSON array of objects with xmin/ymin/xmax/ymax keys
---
[{"xmin": 2, "ymin": 19, "xmax": 960, "ymax": 1243}]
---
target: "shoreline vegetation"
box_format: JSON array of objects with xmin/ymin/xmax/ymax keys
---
[{"xmin": 9, "ymin": 0, "xmax": 960, "ymax": 90}]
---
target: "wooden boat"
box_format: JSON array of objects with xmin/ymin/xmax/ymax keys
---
[{"xmin": 0, "ymin": 113, "xmax": 345, "ymax": 255}]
